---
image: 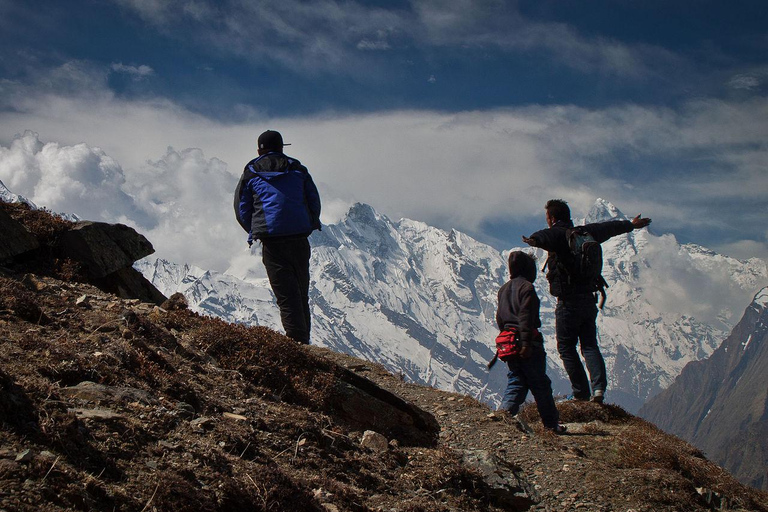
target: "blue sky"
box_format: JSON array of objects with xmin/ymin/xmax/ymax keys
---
[{"xmin": 0, "ymin": 0, "xmax": 766, "ymax": 272}]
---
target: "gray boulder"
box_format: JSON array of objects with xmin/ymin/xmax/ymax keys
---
[
  {"xmin": 57, "ymin": 221, "xmax": 154, "ymax": 279},
  {"xmin": 0, "ymin": 209, "xmax": 39, "ymax": 262},
  {"xmin": 93, "ymin": 266, "xmax": 167, "ymax": 305},
  {"xmin": 333, "ymin": 369, "xmax": 440, "ymax": 447},
  {"xmin": 462, "ymin": 449, "xmax": 537, "ymax": 508}
]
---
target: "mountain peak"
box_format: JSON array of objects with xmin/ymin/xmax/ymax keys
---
[
  {"xmin": 0, "ymin": 179, "xmax": 35, "ymax": 208},
  {"xmin": 640, "ymin": 281, "xmax": 768, "ymax": 491},
  {"xmin": 344, "ymin": 202, "xmax": 380, "ymax": 224},
  {"xmin": 585, "ymin": 198, "xmax": 627, "ymax": 223}
]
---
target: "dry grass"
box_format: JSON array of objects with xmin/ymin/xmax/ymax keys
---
[
  {"xmin": 517, "ymin": 399, "xmax": 768, "ymax": 510},
  {"xmin": 617, "ymin": 418, "xmax": 768, "ymax": 510},
  {"xmin": 0, "ymin": 276, "xmax": 50, "ymax": 324},
  {"xmin": 1, "ymin": 201, "xmax": 75, "ymax": 241},
  {"xmin": 184, "ymin": 316, "xmax": 339, "ymax": 409},
  {"xmin": 518, "ymin": 397, "xmax": 631, "ymax": 426}
]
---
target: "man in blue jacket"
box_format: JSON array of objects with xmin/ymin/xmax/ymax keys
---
[
  {"xmin": 523, "ymin": 199, "xmax": 650, "ymax": 403},
  {"xmin": 234, "ymin": 130, "xmax": 321, "ymax": 344}
]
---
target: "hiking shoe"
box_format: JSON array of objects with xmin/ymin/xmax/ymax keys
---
[
  {"xmin": 545, "ymin": 424, "xmax": 568, "ymax": 435},
  {"xmin": 560, "ymin": 394, "xmax": 589, "ymax": 402},
  {"xmin": 591, "ymin": 390, "xmax": 605, "ymax": 404}
]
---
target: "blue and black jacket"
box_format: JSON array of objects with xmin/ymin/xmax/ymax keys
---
[{"xmin": 234, "ymin": 152, "xmax": 321, "ymax": 243}]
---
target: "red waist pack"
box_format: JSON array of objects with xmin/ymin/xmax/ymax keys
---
[
  {"xmin": 487, "ymin": 328, "xmax": 539, "ymax": 369},
  {"xmin": 487, "ymin": 329, "xmax": 519, "ymax": 369},
  {"xmin": 495, "ymin": 329, "xmax": 520, "ymax": 361}
]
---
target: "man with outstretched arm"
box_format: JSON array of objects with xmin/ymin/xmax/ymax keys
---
[
  {"xmin": 522, "ymin": 199, "xmax": 650, "ymax": 403},
  {"xmin": 234, "ymin": 130, "xmax": 321, "ymax": 344}
]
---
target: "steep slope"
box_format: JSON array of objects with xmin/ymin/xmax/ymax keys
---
[
  {"xmin": 142, "ymin": 203, "xmax": 514, "ymax": 406},
  {"xmin": 640, "ymin": 288, "xmax": 768, "ymax": 490},
  {"xmin": 2, "ymin": 270, "xmax": 768, "ymax": 511},
  {"xmin": 3, "ymin": 194, "xmax": 768, "ymax": 511},
  {"xmin": 138, "ymin": 200, "xmax": 767, "ymax": 412}
]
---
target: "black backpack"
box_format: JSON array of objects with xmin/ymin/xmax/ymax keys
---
[{"xmin": 562, "ymin": 227, "xmax": 609, "ymax": 308}]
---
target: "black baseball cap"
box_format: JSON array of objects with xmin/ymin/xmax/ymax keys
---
[{"xmin": 258, "ymin": 130, "xmax": 291, "ymax": 150}]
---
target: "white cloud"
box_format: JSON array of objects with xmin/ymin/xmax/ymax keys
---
[
  {"xmin": 0, "ymin": 131, "xmax": 246, "ymax": 271},
  {"xmin": 728, "ymin": 74, "xmax": 760, "ymax": 90},
  {"xmin": 636, "ymin": 233, "xmax": 765, "ymax": 328},
  {"xmin": 411, "ymin": 0, "xmax": 679, "ymax": 77},
  {"xmin": 126, "ymin": 146, "xmax": 244, "ymax": 270},
  {"xmin": 357, "ymin": 39, "xmax": 391, "ymax": 51},
  {"xmin": 1, "ymin": 74, "xmax": 767, "ymax": 268},
  {"xmin": 107, "ymin": 0, "xmax": 675, "ymax": 79},
  {"xmin": 0, "ymin": 131, "xmax": 142, "ymax": 224},
  {"xmin": 111, "ymin": 62, "xmax": 155, "ymax": 80},
  {"xmin": 714, "ymin": 240, "xmax": 768, "ymax": 263},
  {"xmin": 112, "ymin": 0, "xmax": 408, "ymax": 73},
  {"xmin": 112, "ymin": 0, "xmax": 172, "ymax": 23}
]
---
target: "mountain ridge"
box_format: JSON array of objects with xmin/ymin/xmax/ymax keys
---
[
  {"xmin": 137, "ymin": 199, "xmax": 768, "ymax": 413},
  {"xmin": 639, "ymin": 286, "xmax": 768, "ymax": 490}
]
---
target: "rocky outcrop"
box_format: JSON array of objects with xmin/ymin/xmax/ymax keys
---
[
  {"xmin": 462, "ymin": 449, "xmax": 536, "ymax": 508},
  {"xmin": 0, "ymin": 202, "xmax": 166, "ymax": 305},
  {"xmin": 57, "ymin": 221, "xmax": 154, "ymax": 279},
  {"xmin": 92, "ymin": 266, "xmax": 168, "ymax": 305},
  {"xmin": 333, "ymin": 367, "xmax": 440, "ymax": 447},
  {"xmin": 56, "ymin": 221, "xmax": 166, "ymax": 304},
  {"xmin": 0, "ymin": 209, "xmax": 39, "ymax": 262}
]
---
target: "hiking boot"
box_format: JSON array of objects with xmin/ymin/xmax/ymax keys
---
[
  {"xmin": 559, "ymin": 394, "xmax": 589, "ymax": 402},
  {"xmin": 545, "ymin": 424, "xmax": 568, "ymax": 435},
  {"xmin": 591, "ymin": 390, "xmax": 605, "ymax": 404}
]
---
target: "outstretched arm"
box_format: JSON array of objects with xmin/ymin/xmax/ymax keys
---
[
  {"xmin": 522, "ymin": 227, "xmax": 560, "ymax": 251},
  {"xmin": 631, "ymin": 215, "xmax": 651, "ymax": 229}
]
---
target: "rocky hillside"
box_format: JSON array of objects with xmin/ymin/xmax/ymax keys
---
[
  {"xmin": 640, "ymin": 288, "xmax": 768, "ymax": 491},
  {"xmin": 2, "ymin": 200, "xmax": 768, "ymax": 511}
]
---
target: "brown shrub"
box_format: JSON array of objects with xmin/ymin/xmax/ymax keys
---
[
  {"xmin": 1, "ymin": 201, "xmax": 74, "ymax": 242},
  {"xmin": 188, "ymin": 317, "xmax": 338, "ymax": 408},
  {"xmin": 217, "ymin": 467, "xmax": 317, "ymax": 511},
  {"xmin": 518, "ymin": 398, "xmax": 631, "ymax": 426}
]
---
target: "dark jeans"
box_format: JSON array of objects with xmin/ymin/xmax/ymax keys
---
[
  {"xmin": 555, "ymin": 296, "xmax": 605, "ymax": 399},
  {"xmin": 500, "ymin": 345, "xmax": 559, "ymax": 429},
  {"xmin": 261, "ymin": 237, "xmax": 311, "ymax": 344}
]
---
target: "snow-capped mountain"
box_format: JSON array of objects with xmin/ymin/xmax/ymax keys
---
[
  {"xmin": 0, "ymin": 179, "xmax": 35, "ymax": 208},
  {"xmin": 137, "ymin": 199, "xmax": 767, "ymax": 412},
  {"xmin": 0, "ymin": 179, "xmax": 80, "ymax": 221}
]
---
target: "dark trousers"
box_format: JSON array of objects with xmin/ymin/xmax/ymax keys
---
[
  {"xmin": 500, "ymin": 345, "xmax": 559, "ymax": 429},
  {"xmin": 261, "ymin": 237, "xmax": 311, "ymax": 344},
  {"xmin": 555, "ymin": 296, "xmax": 605, "ymax": 399}
]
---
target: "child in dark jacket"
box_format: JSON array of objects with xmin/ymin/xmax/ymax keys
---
[{"xmin": 495, "ymin": 251, "xmax": 565, "ymax": 433}]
